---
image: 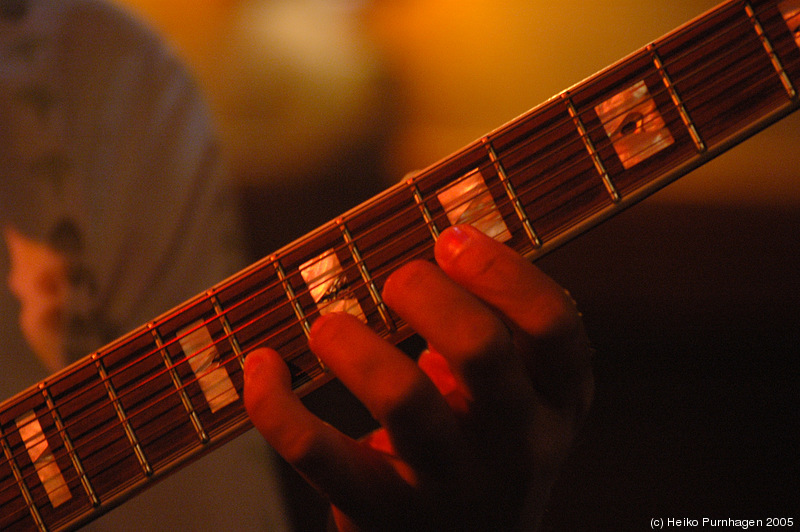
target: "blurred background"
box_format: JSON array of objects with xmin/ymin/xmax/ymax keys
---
[{"xmin": 112, "ymin": 0, "xmax": 798, "ymax": 529}]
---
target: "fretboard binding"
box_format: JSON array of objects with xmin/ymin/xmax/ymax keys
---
[{"xmin": 3, "ymin": 3, "xmax": 800, "ymax": 530}]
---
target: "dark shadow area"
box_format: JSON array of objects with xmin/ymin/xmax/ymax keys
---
[
  {"xmin": 538, "ymin": 202, "xmax": 800, "ymax": 530},
  {"xmin": 241, "ymin": 192, "xmax": 800, "ymax": 530}
]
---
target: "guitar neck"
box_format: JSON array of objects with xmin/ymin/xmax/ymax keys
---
[{"xmin": 3, "ymin": 1, "xmax": 800, "ymax": 530}]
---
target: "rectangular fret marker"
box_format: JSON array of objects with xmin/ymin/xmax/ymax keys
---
[
  {"xmin": 436, "ymin": 168, "xmax": 511, "ymax": 242},
  {"xmin": 178, "ymin": 322, "xmax": 239, "ymax": 413},
  {"xmin": 594, "ymin": 80, "xmax": 675, "ymax": 169},
  {"xmin": 779, "ymin": 0, "xmax": 800, "ymax": 48},
  {"xmin": 300, "ymin": 250, "xmax": 366, "ymax": 321},
  {"xmin": 15, "ymin": 411, "xmax": 71, "ymax": 508}
]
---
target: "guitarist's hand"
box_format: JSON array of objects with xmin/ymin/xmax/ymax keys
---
[{"xmin": 244, "ymin": 224, "xmax": 593, "ymax": 531}]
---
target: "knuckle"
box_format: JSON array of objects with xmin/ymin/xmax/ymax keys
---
[
  {"xmin": 371, "ymin": 372, "xmax": 435, "ymax": 425},
  {"xmin": 283, "ymin": 427, "xmax": 330, "ymax": 470},
  {"xmin": 528, "ymin": 289, "xmax": 583, "ymax": 342},
  {"xmin": 449, "ymin": 313, "xmax": 513, "ymax": 371},
  {"xmin": 381, "ymin": 259, "xmax": 436, "ymax": 304}
]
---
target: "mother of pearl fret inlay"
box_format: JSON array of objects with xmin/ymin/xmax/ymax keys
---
[
  {"xmin": 780, "ymin": 0, "xmax": 800, "ymax": 48},
  {"xmin": 594, "ymin": 80, "xmax": 675, "ymax": 169},
  {"xmin": 178, "ymin": 322, "xmax": 239, "ymax": 413},
  {"xmin": 437, "ymin": 168, "xmax": 511, "ymax": 242},
  {"xmin": 15, "ymin": 410, "xmax": 71, "ymax": 508},
  {"xmin": 300, "ymin": 249, "xmax": 366, "ymax": 321}
]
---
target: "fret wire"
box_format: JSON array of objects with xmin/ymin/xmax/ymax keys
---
[
  {"xmin": 659, "ymin": 50, "xmax": 792, "ymax": 127},
  {"xmin": 571, "ymin": 8, "xmax": 774, "ymax": 149},
  {"xmin": 1, "ymin": 429, "xmax": 47, "ymax": 531},
  {"xmin": 272, "ymin": 257, "xmax": 312, "ymax": 339},
  {"xmin": 209, "ymin": 291, "xmax": 247, "ymax": 370},
  {"xmin": 1, "ymin": 102, "xmax": 788, "ymax": 528},
  {"xmin": 32, "ymin": 13, "xmax": 792, "ymax": 440},
  {"xmin": 39, "ymin": 385, "xmax": 100, "ymax": 508},
  {"xmin": 648, "ymin": 43, "xmax": 707, "ymax": 152},
  {"xmin": 744, "ymin": 1, "xmax": 797, "ymax": 98},
  {"xmin": 579, "ymin": 39, "xmax": 788, "ymax": 166},
  {"xmin": 6, "ymin": 3, "xmax": 800, "ymax": 520},
  {"xmin": 148, "ymin": 324, "xmax": 210, "ymax": 444},
  {"xmin": 482, "ymin": 136, "xmax": 542, "ymax": 247},
  {"xmin": 408, "ymin": 179, "xmax": 441, "ymax": 240},
  {"xmin": 272, "ymin": 256, "xmax": 328, "ymax": 374},
  {"xmin": 10, "ymin": 156, "xmax": 559, "ymax": 472},
  {"xmin": 93, "ymin": 354, "xmax": 153, "ymax": 477},
  {"xmin": 562, "ymin": 91, "xmax": 622, "ymax": 203},
  {"xmin": 7, "ymin": 42, "xmax": 780, "ymax": 482},
  {"xmin": 337, "ymin": 217, "xmax": 396, "ymax": 332}
]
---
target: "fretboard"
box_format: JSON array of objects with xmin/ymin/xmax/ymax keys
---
[{"xmin": 3, "ymin": 1, "xmax": 800, "ymax": 530}]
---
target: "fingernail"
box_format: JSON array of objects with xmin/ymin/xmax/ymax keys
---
[{"xmin": 435, "ymin": 225, "xmax": 475, "ymax": 267}]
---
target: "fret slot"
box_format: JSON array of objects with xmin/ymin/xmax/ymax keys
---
[
  {"xmin": 482, "ymin": 137, "xmax": 542, "ymax": 248},
  {"xmin": 40, "ymin": 387, "xmax": 99, "ymax": 508},
  {"xmin": 338, "ymin": 218, "xmax": 396, "ymax": 333},
  {"xmin": 149, "ymin": 325, "xmax": 210, "ymax": 444},
  {"xmin": 45, "ymin": 360, "xmax": 145, "ymax": 509},
  {"xmin": 101, "ymin": 326, "xmax": 218, "ymax": 470},
  {"xmin": 1, "ymin": 431, "xmax": 46, "ymax": 531},
  {"xmin": 648, "ymin": 45, "xmax": 707, "ymax": 152},
  {"xmin": 94, "ymin": 355, "xmax": 153, "ymax": 478},
  {"xmin": 746, "ymin": 1, "xmax": 798, "ymax": 98},
  {"xmin": 563, "ymin": 92, "xmax": 621, "ymax": 203}
]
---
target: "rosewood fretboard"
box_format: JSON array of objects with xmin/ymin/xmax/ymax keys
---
[{"xmin": 2, "ymin": 1, "xmax": 800, "ymax": 530}]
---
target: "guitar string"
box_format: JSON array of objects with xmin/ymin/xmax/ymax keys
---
[
  {"xmin": 1, "ymin": 4, "xmax": 788, "ymax": 502},
  {"xmin": 0, "ymin": 0, "xmax": 792, "ymax": 516},
  {"xmin": 0, "ymin": 5, "xmax": 788, "ymax": 502}
]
